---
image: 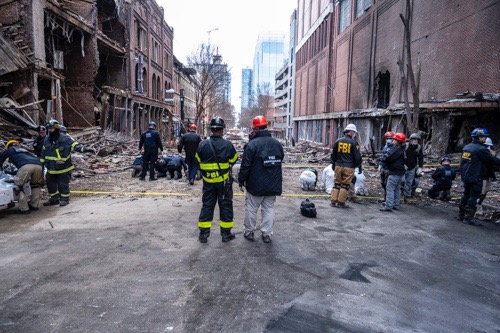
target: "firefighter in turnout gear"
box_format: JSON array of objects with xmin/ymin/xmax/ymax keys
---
[
  {"xmin": 41, "ymin": 119, "xmax": 95, "ymax": 206},
  {"xmin": 33, "ymin": 125, "xmax": 47, "ymax": 157},
  {"xmin": 195, "ymin": 116, "xmax": 239, "ymax": 243},
  {"xmin": 139, "ymin": 121, "xmax": 163, "ymax": 181},
  {"xmin": 0, "ymin": 140, "xmax": 44, "ymax": 214},
  {"xmin": 330, "ymin": 124, "xmax": 362, "ymax": 208},
  {"xmin": 458, "ymin": 128, "xmax": 500, "ymax": 226}
]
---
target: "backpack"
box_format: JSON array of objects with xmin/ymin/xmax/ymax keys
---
[{"xmin": 300, "ymin": 199, "xmax": 317, "ymax": 218}]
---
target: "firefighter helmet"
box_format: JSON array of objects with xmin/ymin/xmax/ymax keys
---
[
  {"xmin": 189, "ymin": 124, "xmax": 198, "ymax": 131},
  {"xmin": 394, "ymin": 132, "xmax": 407, "ymax": 143},
  {"xmin": 344, "ymin": 123, "xmax": 357, "ymax": 132},
  {"xmin": 252, "ymin": 115, "xmax": 268, "ymax": 129},
  {"xmin": 47, "ymin": 119, "xmax": 61, "ymax": 129},
  {"xmin": 39, "ymin": 125, "xmax": 46, "ymax": 132},
  {"xmin": 6, "ymin": 140, "xmax": 20, "ymax": 149},
  {"xmin": 471, "ymin": 128, "xmax": 489, "ymax": 137},
  {"xmin": 409, "ymin": 133, "xmax": 421, "ymax": 140},
  {"xmin": 384, "ymin": 131, "xmax": 395, "ymax": 138},
  {"xmin": 441, "ymin": 156, "xmax": 451, "ymax": 164},
  {"xmin": 149, "ymin": 121, "xmax": 156, "ymax": 128},
  {"xmin": 210, "ymin": 116, "xmax": 225, "ymax": 130}
]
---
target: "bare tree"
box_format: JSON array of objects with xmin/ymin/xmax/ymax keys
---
[
  {"xmin": 397, "ymin": 0, "xmax": 421, "ymax": 133},
  {"xmin": 187, "ymin": 43, "xmax": 226, "ymax": 135},
  {"xmin": 240, "ymin": 83, "xmax": 274, "ymax": 130}
]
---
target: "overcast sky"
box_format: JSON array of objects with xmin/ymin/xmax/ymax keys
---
[{"xmin": 158, "ymin": 0, "xmax": 297, "ymax": 114}]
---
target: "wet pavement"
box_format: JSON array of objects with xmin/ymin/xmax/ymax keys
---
[{"xmin": 0, "ymin": 194, "xmax": 499, "ymax": 332}]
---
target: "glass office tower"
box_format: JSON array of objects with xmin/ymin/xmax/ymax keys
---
[{"xmin": 252, "ymin": 32, "xmax": 288, "ymax": 95}]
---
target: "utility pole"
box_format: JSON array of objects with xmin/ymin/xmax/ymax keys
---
[{"xmin": 207, "ymin": 28, "xmax": 219, "ymax": 44}]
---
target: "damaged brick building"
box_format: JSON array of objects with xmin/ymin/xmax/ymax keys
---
[
  {"xmin": 293, "ymin": 0, "xmax": 500, "ymax": 155},
  {"xmin": 0, "ymin": 0, "xmax": 178, "ymax": 141}
]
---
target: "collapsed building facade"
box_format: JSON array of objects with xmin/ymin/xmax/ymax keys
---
[
  {"xmin": 293, "ymin": 0, "xmax": 500, "ymax": 155},
  {"xmin": 0, "ymin": 0, "xmax": 179, "ymax": 141}
]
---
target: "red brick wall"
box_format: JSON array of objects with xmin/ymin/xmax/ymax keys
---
[
  {"xmin": 333, "ymin": 34, "xmax": 349, "ymax": 112},
  {"xmin": 349, "ymin": 15, "xmax": 372, "ymax": 110},
  {"xmin": 0, "ymin": 1, "xmax": 22, "ymax": 24}
]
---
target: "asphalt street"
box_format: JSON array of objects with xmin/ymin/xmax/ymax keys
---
[{"xmin": 0, "ymin": 194, "xmax": 499, "ymax": 333}]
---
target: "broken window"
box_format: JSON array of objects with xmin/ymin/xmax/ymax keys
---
[
  {"xmin": 339, "ymin": 0, "xmax": 351, "ymax": 33},
  {"xmin": 356, "ymin": 0, "xmax": 372, "ymax": 18},
  {"xmin": 375, "ymin": 71, "xmax": 390, "ymax": 109}
]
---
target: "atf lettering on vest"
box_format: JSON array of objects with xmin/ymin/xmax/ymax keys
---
[
  {"xmin": 144, "ymin": 130, "xmax": 156, "ymax": 147},
  {"xmin": 461, "ymin": 152, "xmax": 471, "ymax": 161},
  {"xmin": 338, "ymin": 142, "xmax": 351, "ymax": 153}
]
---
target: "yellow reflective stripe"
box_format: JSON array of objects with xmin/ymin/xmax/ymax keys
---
[
  {"xmin": 71, "ymin": 141, "xmax": 82, "ymax": 151},
  {"xmin": 46, "ymin": 165, "xmax": 74, "ymax": 174},
  {"xmin": 40, "ymin": 158, "xmax": 45, "ymax": 163},
  {"xmin": 229, "ymin": 153, "xmax": 238, "ymax": 164},
  {"xmin": 44, "ymin": 155, "xmax": 71, "ymax": 162},
  {"xmin": 60, "ymin": 193, "xmax": 70, "ymax": 197},
  {"xmin": 220, "ymin": 221, "xmax": 234, "ymax": 228},
  {"xmin": 198, "ymin": 221, "xmax": 212, "ymax": 228},
  {"xmin": 199, "ymin": 162, "xmax": 230, "ymax": 170},
  {"xmin": 195, "ymin": 153, "xmax": 201, "ymax": 163},
  {"xmin": 55, "ymin": 149, "xmax": 61, "ymax": 159},
  {"xmin": 202, "ymin": 173, "xmax": 228, "ymax": 183},
  {"xmin": 49, "ymin": 191, "xmax": 59, "ymax": 197}
]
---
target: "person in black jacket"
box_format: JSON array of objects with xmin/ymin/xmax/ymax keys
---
[
  {"xmin": 166, "ymin": 154, "xmax": 187, "ymax": 180},
  {"xmin": 428, "ymin": 156, "xmax": 456, "ymax": 201},
  {"xmin": 139, "ymin": 121, "xmax": 163, "ymax": 181},
  {"xmin": 458, "ymin": 128, "xmax": 500, "ymax": 226},
  {"xmin": 32, "ymin": 126, "xmax": 47, "ymax": 158},
  {"xmin": 379, "ymin": 132, "xmax": 407, "ymax": 212},
  {"xmin": 178, "ymin": 124, "xmax": 202, "ymax": 185},
  {"xmin": 330, "ymin": 123, "xmax": 362, "ymax": 208},
  {"xmin": 238, "ymin": 116, "xmax": 284, "ymax": 243},
  {"xmin": 403, "ymin": 132, "xmax": 424, "ymax": 202},
  {"xmin": 195, "ymin": 116, "xmax": 238, "ymax": 243},
  {"xmin": 0, "ymin": 140, "xmax": 44, "ymax": 214}
]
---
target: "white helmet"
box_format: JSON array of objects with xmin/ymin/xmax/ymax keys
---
[
  {"xmin": 344, "ymin": 124, "xmax": 357, "ymax": 133},
  {"xmin": 485, "ymin": 137, "xmax": 493, "ymax": 146}
]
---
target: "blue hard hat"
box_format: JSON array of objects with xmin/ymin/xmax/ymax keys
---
[
  {"xmin": 441, "ymin": 156, "xmax": 451, "ymax": 164},
  {"xmin": 149, "ymin": 121, "xmax": 156, "ymax": 127},
  {"xmin": 471, "ymin": 128, "xmax": 489, "ymax": 137}
]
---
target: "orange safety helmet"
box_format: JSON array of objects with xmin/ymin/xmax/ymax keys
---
[
  {"xmin": 252, "ymin": 115, "xmax": 268, "ymax": 129},
  {"xmin": 394, "ymin": 132, "xmax": 407, "ymax": 143},
  {"xmin": 189, "ymin": 124, "xmax": 197, "ymax": 131},
  {"xmin": 384, "ymin": 131, "xmax": 395, "ymax": 138}
]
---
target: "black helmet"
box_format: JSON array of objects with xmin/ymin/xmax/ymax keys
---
[
  {"xmin": 210, "ymin": 116, "xmax": 225, "ymax": 130},
  {"xmin": 47, "ymin": 119, "xmax": 61, "ymax": 129},
  {"xmin": 441, "ymin": 156, "xmax": 451, "ymax": 164}
]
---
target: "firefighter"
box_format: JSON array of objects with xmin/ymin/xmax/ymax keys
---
[
  {"xmin": 33, "ymin": 125, "xmax": 47, "ymax": 158},
  {"xmin": 428, "ymin": 156, "xmax": 456, "ymax": 201},
  {"xmin": 379, "ymin": 131, "xmax": 395, "ymax": 196},
  {"xmin": 403, "ymin": 132, "xmax": 424, "ymax": 202},
  {"xmin": 139, "ymin": 121, "xmax": 163, "ymax": 181},
  {"xmin": 195, "ymin": 116, "xmax": 238, "ymax": 243},
  {"xmin": 330, "ymin": 123, "xmax": 362, "ymax": 208},
  {"xmin": 459, "ymin": 128, "xmax": 500, "ymax": 226},
  {"xmin": 0, "ymin": 140, "xmax": 44, "ymax": 214},
  {"xmin": 178, "ymin": 124, "xmax": 202, "ymax": 185},
  {"xmin": 40, "ymin": 119, "xmax": 95, "ymax": 206}
]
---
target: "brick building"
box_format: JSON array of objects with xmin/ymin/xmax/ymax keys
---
[
  {"xmin": 0, "ymin": 0, "xmax": 176, "ymax": 142},
  {"xmin": 293, "ymin": 0, "xmax": 500, "ymax": 154}
]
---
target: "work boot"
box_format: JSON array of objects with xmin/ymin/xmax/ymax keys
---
[
  {"xmin": 59, "ymin": 199, "xmax": 69, "ymax": 207},
  {"xmin": 43, "ymin": 199, "xmax": 59, "ymax": 206},
  {"xmin": 198, "ymin": 228, "xmax": 210, "ymax": 243},
  {"xmin": 329, "ymin": 201, "xmax": 337, "ymax": 207},
  {"xmin": 221, "ymin": 227, "xmax": 236, "ymax": 242},
  {"xmin": 189, "ymin": 179, "xmax": 194, "ymax": 185},
  {"xmin": 463, "ymin": 207, "xmax": 482, "ymax": 226},
  {"xmin": 139, "ymin": 177, "xmax": 145, "ymax": 181},
  {"xmin": 28, "ymin": 204, "xmax": 39, "ymax": 211},
  {"xmin": 17, "ymin": 209, "xmax": 30, "ymax": 215},
  {"xmin": 337, "ymin": 202, "xmax": 349, "ymax": 208},
  {"xmin": 262, "ymin": 234, "xmax": 272, "ymax": 243},
  {"xmin": 244, "ymin": 232, "xmax": 254, "ymax": 241}
]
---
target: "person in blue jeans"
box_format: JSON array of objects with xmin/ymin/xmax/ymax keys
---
[{"xmin": 379, "ymin": 132, "xmax": 407, "ymax": 212}]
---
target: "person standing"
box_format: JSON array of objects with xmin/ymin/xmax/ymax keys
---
[
  {"xmin": 195, "ymin": 116, "xmax": 238, "ymax": 243},
  {"xmin": 40, "ymin": 119, "xmax": 94, "ymax": 206},
  {"xmin": 459, "ymin": 128, "xmax": 500, "ymax": 226},
  {"xmin": 476, "ymin": 138, "xmax": 497, "ymax": 217},
  {"xmin": 428, "ymin": 156, "xmax": 456, "ymax": 201},
  {"xmin": 379, "ymin": 131, "xmax": 395, "ymax": 196},
  {"xmin": 330, "ymin": 123, "xmax": 362, "ymax": 208},
  {"xmin": 403, "ymin": 132, "xmax": 424, "ymax": 202},
  {"xmin": 32, "ymin": 125, "xmax": 47, "ymax": 158},
  {"xmin": 139, "ymin": 121, "xmax": 163, "ymax": 181},
  {"xmin": 0, "ymin": 140, "xmax": 44, "ymax": 214},
  {"xmin": 178, "ymin": 124, "xmax": 202, "ymax": 185},
  {"xmin": 379, "ymin": 132, "xmax": 407, "ymax": 212},
  {"xmin": 238, "ymin": 116, "xmax": 284, "ymax": 243}
]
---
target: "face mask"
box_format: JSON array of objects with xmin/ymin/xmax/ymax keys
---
[{"xmin": 386, "ymin": 138, "xmax": 393, "ymax": 145}]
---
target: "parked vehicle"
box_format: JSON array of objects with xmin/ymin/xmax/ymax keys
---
[{"xmin": 0, "ymin": 171, "xmax": 19, "ymax": 211}]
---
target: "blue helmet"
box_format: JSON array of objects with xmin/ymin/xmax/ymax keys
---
[
  {"xmin": 471, "ymin": 128, "xmax": 489, "ymax": 137},
  {"xmin": 441, "ymin": 156, "xmax": 451, "ymax": 164},
  {"xmin": 149, "ymin": 121, "xmax": 156, "ymax": 128}
]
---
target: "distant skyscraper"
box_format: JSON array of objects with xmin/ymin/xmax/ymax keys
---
[
  {"xmin": 213, "ymin": 54, "xmax": 231, "ymax": 103},
  {"xmin": 241, "ymin": 68, "xmax": 253, "ymax": 112},
  {"xmin": 252, "ymin": 32, "xmax": 288, "ymax": 95}
]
